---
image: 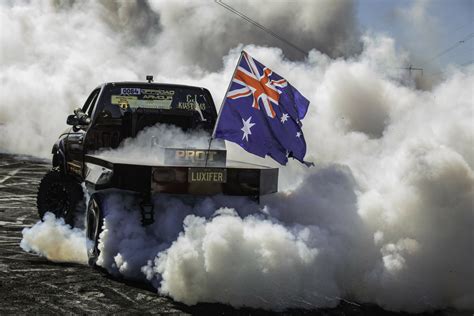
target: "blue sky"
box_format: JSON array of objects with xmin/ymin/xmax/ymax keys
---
[{"xmin": 357, "ymin": 0, "xmax": 473, "ymax": 74}]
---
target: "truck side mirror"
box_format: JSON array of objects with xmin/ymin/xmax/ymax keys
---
[
  {"xmin": 66, "ymin": 114, "xmax": 80, "ymax": 126},
  {"xmin": 66, "ymin": 112, "xmax": 91, "ymax": 127}
]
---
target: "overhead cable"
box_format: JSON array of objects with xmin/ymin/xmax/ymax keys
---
[
  {"xmin": 215, "ymin": 0, "xmax": 308, "ymax": 56},
  {"xmin": 426, "ymin": 32, "xmax": 474, "ymax": 63}
]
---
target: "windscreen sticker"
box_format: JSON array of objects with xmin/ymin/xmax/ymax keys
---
[
  {"xmin": 143, "ymin": 94, "xmax": 173, "ymax": 101},
  {"xmin": 111, "ymin": 95, "xmax": 137, "ymax": 104},
  {"xmin": 177, "ymin": 94, "xmax": 207, "ymax": 110},
  {"xmin": 141, "ymin": 89, "xmax": 175, "ymax": 96},
  {"xmin": 111, "ymin": 95, "xmax": 137, "ymax": 109},
  {"xmin": 121, "ymin": 88, "xmax": 141, "ymax": 95},
  {"xmin": 112, "ymin": 95, "xmax": 171, "ymax": 109},
  {"xmin": 130, "ymin": 99, "xmax": 172, "ymax": 109}
]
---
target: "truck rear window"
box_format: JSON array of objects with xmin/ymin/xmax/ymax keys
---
[{"xmin": 100, "ymin": 84, "xmax": 217, "ymax": 124}]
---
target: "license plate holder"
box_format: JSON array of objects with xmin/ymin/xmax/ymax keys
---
[{"xmin": 188, "ymin": 168, "xmax": 227, "ymax": 183}]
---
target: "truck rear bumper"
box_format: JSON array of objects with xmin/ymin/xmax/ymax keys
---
[{"xmin": 85, "ymin": 155, "xmax": 278, "ymax": 197}]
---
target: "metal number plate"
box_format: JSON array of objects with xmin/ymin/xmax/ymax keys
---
[{"xmin": 188, "ymin": 168, "xmax": 227, "ymax": 183}]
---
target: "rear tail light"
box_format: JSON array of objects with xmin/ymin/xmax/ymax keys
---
[{"xmin": 153, "ymin": 169, "xmax": 176, "ymax": 182}]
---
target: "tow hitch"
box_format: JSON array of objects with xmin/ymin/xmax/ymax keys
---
[{"xmin": 139, "ymin": 195, "xmax": 154, "ymax": 226}]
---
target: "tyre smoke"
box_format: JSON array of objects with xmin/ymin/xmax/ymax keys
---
[
  {"xmin": 7, "ymin": 0, "xmax": 474, "ymax": 313},
  {"xmin": 94, "ymin": 124, "xmax": 225, "ymax": 165},
  {"xmin": 20, "ymin": 212, "xmax": 89, "ymax": 264}
]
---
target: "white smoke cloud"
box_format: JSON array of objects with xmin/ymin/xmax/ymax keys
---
[
  {"xmin": 20, "ymin": 212, "xmax": 89, "ymax": 264},
  {"xmin": 7, "ymin": 0, "xmax": 474, "ymax": 313},
  {"xmin": 92, "ymin": 192, "xmax": 259, "ymax": 279},
  {"xmin": 95, "ymin": 123, "xmax": 225, "ymax": 165},
  {"xmin": 0, "ymin": 0, "xmax": 359, "ymax": 158},
  {"xmin": 153, "ymin": 212, "xmax": 327, "ymax": 309},
  {"xmin": 146, "ymin": 0, "xmax": 360, "ymax": 70}
]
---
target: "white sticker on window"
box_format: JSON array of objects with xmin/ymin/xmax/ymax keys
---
[{"xmin": 121, "ymin": 88, "xmax": 141, "ymax": 95}]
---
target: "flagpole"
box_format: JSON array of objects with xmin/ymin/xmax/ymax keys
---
[
  {"xmin": 211, "ymin": 50, "xmax": 245, "ymax": 139},
  {"xmin": 205, "ymin": 50, "xmax": 245, "ymax": 167}
]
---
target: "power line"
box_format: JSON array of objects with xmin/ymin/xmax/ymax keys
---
[
  {"xmin": 397, "ymin": 65, "xmax": 424, "ymax": 76},
  {"xmin": 426, "ymin": 59, "xmax": 474, "ymax": 77},
  {"xmin": 426, "ymin": 32, "xmax": 474, "ymax": 64},
  {"xmin": 214, "ymin": 0, "xmax": 308, "ymax": 56},
  {"xmin": 450, "ymin": 20, "xmax": 473, "ymax": 33}
]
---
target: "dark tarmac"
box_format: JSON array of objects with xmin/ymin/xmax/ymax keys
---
[{"xmin": 0, "ymin": 153, "xmax": 468, "ymax": 315}]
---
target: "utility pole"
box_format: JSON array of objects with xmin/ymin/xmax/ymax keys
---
[{"xmin": 401, "ymin": 65, "xmax": 424, "ymax": 77}]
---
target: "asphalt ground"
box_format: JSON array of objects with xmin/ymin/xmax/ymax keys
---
[{"xmin": 0, "ymin": 153, "xmax": 468, "ymax": 315}]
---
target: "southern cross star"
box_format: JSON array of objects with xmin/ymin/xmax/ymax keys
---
[
  {"xmin": 241, "ymin": 117, "xmax": 255, "ymax": 141},
  {"xmin": 280, "ymin": 113, "xmax": 289, "ymax": 123},
  {"xmin": 296, "ymin": 131, "xmax": 301, "ymax": 138}
]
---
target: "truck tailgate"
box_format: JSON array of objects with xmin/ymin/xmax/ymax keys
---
[{"xmin": 84, "ymin": 155, "xmax": 278, "ymax": 196}]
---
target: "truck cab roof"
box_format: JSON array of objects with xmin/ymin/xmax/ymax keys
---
[{"xmin": 96, "ymin": 81, "xmax": 211, "ymax": 92}]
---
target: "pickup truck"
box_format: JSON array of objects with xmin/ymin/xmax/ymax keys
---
[{"xmin": 36, "ymin": 77, "xmax": 278, "ymax": 265}]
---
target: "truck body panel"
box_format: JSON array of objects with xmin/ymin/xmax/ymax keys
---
[{"xmin": 84, "ymin": 154, "xmax": 278, "ymax": 197}]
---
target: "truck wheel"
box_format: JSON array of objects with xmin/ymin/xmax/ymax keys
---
[
  {"xmin": 86, "ymin": 194, "xmax": 104, "ymax": 267},
  {"xmin": 36, "ymin": 169, "xmax": 84, "ymax": 226}
]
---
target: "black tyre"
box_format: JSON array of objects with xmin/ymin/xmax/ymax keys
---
[
  {"xmin": 36, "ymin": 168, "xmax": 84, "ymax": 226},
  {"xmin": 86, "ymin": 194, "xmax": 104, "ymax": 267}
]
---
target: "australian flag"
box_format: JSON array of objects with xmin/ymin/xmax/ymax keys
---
[{"xmin": 214, "ymin": 51, "xmax": 311, "ymax": 166}]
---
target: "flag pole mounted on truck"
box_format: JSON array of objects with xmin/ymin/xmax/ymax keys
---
[
  {"xmin": 205, "ymin": 51, "xmax": 245, "ymax": 167},
  {"xmin": 207, "ymin": 50, "xmax": 313, "ymax": 167},
  {"xmin": 211, "ymin": 51, "xmax": 245, "ymax": 139}
]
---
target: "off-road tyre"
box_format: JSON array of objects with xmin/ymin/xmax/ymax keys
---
[
  {"xmin": 86, "ymin": 194, "xmax": 105, "ymax": 267},
  {"xmin": 36, "ymin": 168, "xmax": 84, "ymax": 226}
]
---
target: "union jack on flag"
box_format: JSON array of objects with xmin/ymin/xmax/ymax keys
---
[
  {"xmin": 214, "ymin": 51, "xmax": 311, "ymax": 166},
  {"xmin": 227, "ymin": 52, "xmax": 288, "ymax": 119}
]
